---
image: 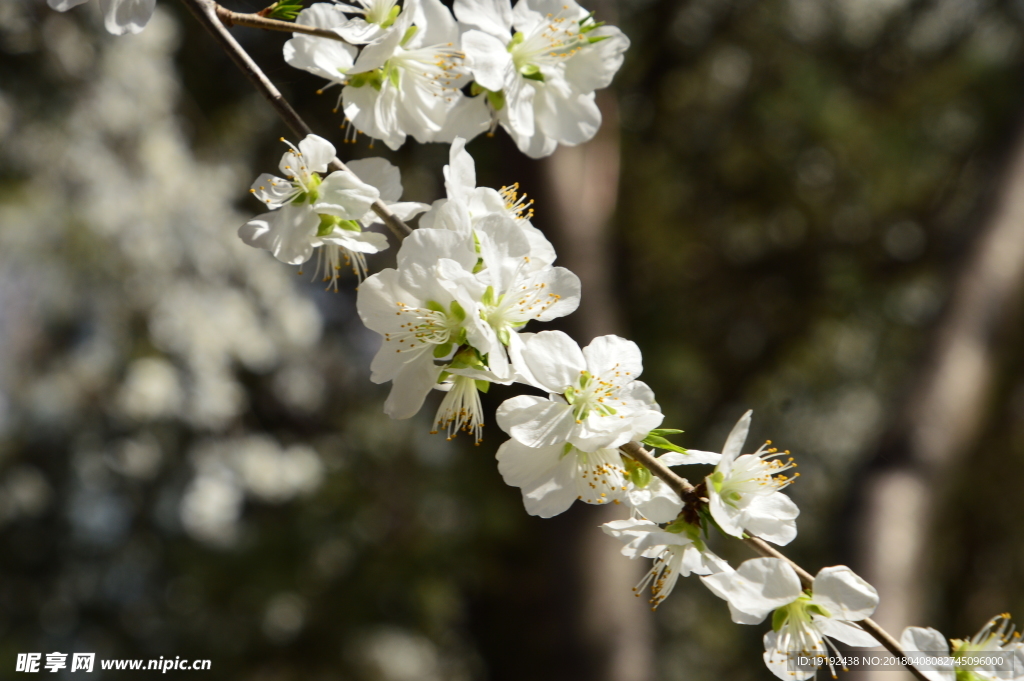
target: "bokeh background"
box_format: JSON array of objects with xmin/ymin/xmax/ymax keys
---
[{"xmin": 1, "ymin": 0, "xmax": 1023, "ymax": 679}]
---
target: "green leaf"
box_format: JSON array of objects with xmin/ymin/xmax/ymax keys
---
[
  {"xmin": 587, "ymin": 35, "xmax": 610, "ymax": 44},
  {"xmin": 433, "ymin": 343, "xmax": 453, "ymax": 358},
  {"xmin": 475, "ymin": 380, "xmax": 490, "ymax": 393},
  {"xmin": 266, "ymin": 1, "xmax": 304, "ymax": 21},
  {"xmin": 449, "ymin": 300, "xmax": 466, "ymax": 321},
  {"xmin": 649, "ymin": 428, "xmax": 684, "ymax": 435},
  {"xmin": 641, "ymin": 434, "xmax": 687, "ymax": 455}
]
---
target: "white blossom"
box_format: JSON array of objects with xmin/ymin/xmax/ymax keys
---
[
  {"xmin": 900, "ymin": 616, "xmax": 1024, "ymax": 681},
  {"xmin": 238, "ymin": 136, "xmax": 380, "ymax": 274},
  {"xmin": 284, "ymin": 4, "xmax": 360, "ymax": 115},
  {"xmin": 703, "ymin": 559, "xmax": 879, "ymax": 680},
  {"xmin": 454, "ymin": 0, "xmax": 629, "ymax": 157},
  {"xmin": 342, "ymin": 0, "xmax": 473, "ymax": 149},
  {"xmin": 355, "ymin": 228, "xmax": 483, "ymax": 419},
  {"xmin": 332, "ymin": 0, "xmax": 403, "ymax": 44},
  {"xmin": 496, "ymin": 331, "xmax": 663, "ymax": 451},
  {"xmin": 48, "ymin": 0, "xmax": 155, "ymax": 35},
  {"xmin": 313, "ymin": 157, "xmax": 428, "ymax": 287},
  {"xmin": 603, "ymin": 517, "xmax": 728, "ymax": 609},
  {"xmin": 420, "ymin": 137, "xmax": 556, "ymax": 267},
  {"xmin": 704, "ymin": 410, "xmax": 800, "ymax": 546}
]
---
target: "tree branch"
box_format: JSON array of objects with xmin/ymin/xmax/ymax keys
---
[
  {"xmin": 178, "ymin": 0, "xmax": 412, "ymax": 240},
  {"xmin": 214, "ymin": 5, "xmax": 354, "ymax": 43}
]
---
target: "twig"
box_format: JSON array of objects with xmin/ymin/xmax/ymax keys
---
[
  {"xmin": 178, "ymin": 0, "xmax": 412, "ymax": 240},
  {"xmin": 214, "ymin": 5, "xmax": 353, "ymax": 44},
  {"xmin": 623, "ymin": 442, "xmax": 932, "ymax": 681}
]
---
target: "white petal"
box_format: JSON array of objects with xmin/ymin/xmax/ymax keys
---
[
  {"xmin": 410, "ymin": 0, "xmax": 458, "ymax": 46},
  {"xmin": 816, "ymin": 618, "xmax": 879, "ymax": 647},
  {"xmin": 811, "ymin": 566, "xmax": 879, "ymax": 621},
  {"xmin": 250, "ymin": 173, "xmax": 295, "ymax": 209},
  {"xmin": 396, "ymin": 228, "xmax": 477, "ymax": 273},
  {"xmin": 496, "ymin": 438, "xmax": 577, "ymax": 517},
  {"xmin": 237, "ymin": 206, "xmax": 318, "ymax": 265},
  {"xmin": 454, "ymin": 0, "xmax": 513, "ymax": 38},
  {"xmin": 583, "ymin": 335, "xmax": 643, "ymax": 379},
  {"xmin": 563, "ymin": 26, "xmax": 629, "ymax": 93},
  {"xmin": 384, "ymin": 355, "xmax": 443, "ymax": 419},
  {"xmin": 431, "ymin": 93, "xmax": 492, "ymax": 145},
  {"xmin": 316, "ymin": 169, "xmax": 380, "ymax": 219},
  {"xmin": 708, "ymin": 486, "xmax": 745, "ymax": 538},
  {"xmin": 533, "ymin": 85, "xmax": 601, "ymax": 146},
  {"xmin": 345, "ymin": 157, "xmax": 403, "ymax": 202},
  {"xmin": 719, "ymin": 410, "xmax": 752, "ymax": 470},
  {"xmin": 296, "ymin": 2, "xmax": 349, "ymax": 29},
  {"xmin": 297, "ymin": 134, "xmax": 337, "ymax": 173},
  {"xmin": 444, "ymin": 136, "xmax": 477, "ymax": 202},
  {"xmin": 320, "ymin": 229, "xmax": 389, "ymax": 254},
  {"xmin": 627, "ymin": 477, "xmax": 682, "ymax": 523},
  {"xmin": 701, "ymin": 557, "xmax": 802, "ymax": 624},
  {"xmin": 284, "ymin": 34, "xmax": 355, "ymax": 83},
  {"xmin": 658, "ymin": 450, "xmax": 722, "ymax": 466},
  {"xmin": 899, "ymin": 627, "xmax": 955, "ymax": 681},
  {"xmin": 741, "ymin": 493, "xmax": 800, "ymax": 546},
  {"xmin": 462, "ymin": 30, "xmax": 513, "ymax": 92},
  {"xmin": 497, "ymin": 397, "xmax": 576, "ymax": 448},
  {"xmin": 516, "ymin": 330, "xmax": 587, "ymax": 393},
  {"xmin": 429, "ymin": 198, "xmax": 474, "ymax": 235}
]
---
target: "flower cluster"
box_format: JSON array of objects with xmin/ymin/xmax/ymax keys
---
[
  {"xmin": 283, "ymin": 0, "xmax": 629, "ymax": 156},
  {"xmin": 238, "ymin": 131, "xmax": 827, "ymax": 681},
  {"xmin": 356, "ymin": 138, "xmax": 580, "ymax": 439},
  {"xmin": 239, "ymin": 135, "xmax": 427, "ymax": 288}
]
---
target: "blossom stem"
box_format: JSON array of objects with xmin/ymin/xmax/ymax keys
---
[
  {"xmin": 178, "ymin": 0, "xmax": 413, "ymax": 239},
  {"xmin": 621, "ymin": 440, "xmax": 932, "ymax": 681},
  {"xmin": 213, "ymin": 5, "xmax": 355, "ymax": 45}
]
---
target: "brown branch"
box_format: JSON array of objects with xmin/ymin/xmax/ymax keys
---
[
  {"xmin": 214, "ymin": 5, "xmax": 353, "ymax": 44},
  {"xmin": 178, "ymin": 0, "xmax": 412, "ymax": 240},
  {"xmin": 623, "ymin": 442, "xmax": 931, "ymax": 681}
]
